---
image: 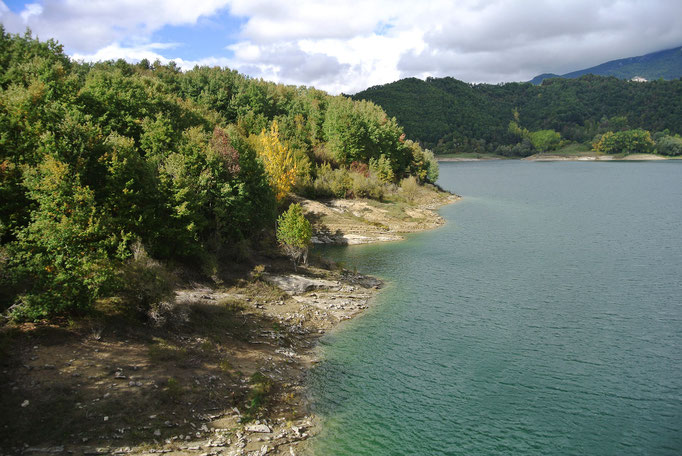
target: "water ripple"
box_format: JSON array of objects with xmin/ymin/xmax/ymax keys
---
[{"xmin": 309, "ymin": 162, "xmax": 682, "ymax": 456}]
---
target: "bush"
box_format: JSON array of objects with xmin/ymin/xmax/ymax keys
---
[
  {"xmin": 308, "ymin": 164, "xmax": 385, "ymax": 200},
  {"xmin": 400, "ymin": 176, "xmax": 420, "ymax": 203},
  {"xmin": 119, "ymin": 242, "xmax": 176, "ymax": 320},
  {"xmin": 310, "ymin": 164, "xmax": 351, "ymax": 198},
  {"xmin": 349, "ymin": 171, "xmax": 384, "ymax": 200},
  {"xmin": 369, "ymin": 154, "xmax": 395, "ymax": 183},
  {"xmin": 655, "ymin": 135, "xmax": 682, "ymax": 156},
  {"xmin": 593, "ymin": 129, "xmax": 654, "ymax": 154},
  {"xmin": 423, "ymin": 148, "xmax": 439, "ymax": 183},
  {"xmin": 276, "ymin": 203, "xmax": 312, "ymax": 266},
  {"xmin": 529, "ymin": 129, "xmax": 561, "ymax": 152}
]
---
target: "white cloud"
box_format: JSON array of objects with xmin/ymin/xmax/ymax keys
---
[
  {"xmin": 72, "ymin": 42, "xmax": 181, "ymax": 64},
  {"xmin": 2, "ymin": 0, "xmax": 231, "ymax": 51},
  {"xmin": 2, "ymin": 0, "xmax": 682, "ymax": 94},
  {"xmin": 20, "ymin": 3, "xmax": 42, "ymax": 22}
]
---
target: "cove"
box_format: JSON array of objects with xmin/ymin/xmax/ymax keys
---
[{"xmin": 307, "ymin": 161, "xmax": 682, "ymax": 455}]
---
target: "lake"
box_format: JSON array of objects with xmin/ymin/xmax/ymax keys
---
[{"xmin": 307, "ymin": 161, "xmax": 682, "ymax": 455}]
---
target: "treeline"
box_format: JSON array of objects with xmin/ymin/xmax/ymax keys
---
[
  {"xmin": 352, "ymin": 75, "xmax": 682, "ymax": 156},
  {"xmin": 0, "ymin": 29, "xmax": 437, "ymax": 320}
]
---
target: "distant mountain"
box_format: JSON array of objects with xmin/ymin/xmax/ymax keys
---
[{"xmin": 530, "ymin": 46, "xmax": 682, "ymax": 84}]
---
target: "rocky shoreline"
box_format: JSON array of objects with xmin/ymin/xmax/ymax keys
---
[{"xmin": 0, "ymin": 190, "xmax": 458, "ymax": 456}]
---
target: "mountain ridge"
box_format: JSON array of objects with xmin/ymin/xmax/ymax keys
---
[{"xmin": 530, "ymin": 46, "xmax": 682, "ymax": 84}]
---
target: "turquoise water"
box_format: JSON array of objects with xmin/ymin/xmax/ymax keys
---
[{"xmin": 308, "ymin": 161, "xmax": 682, "ymax": 455}]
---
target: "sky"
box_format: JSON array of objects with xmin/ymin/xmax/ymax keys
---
[{"xmin": 1, "ymin": 0, "xmax": 681, "ymax": 94}]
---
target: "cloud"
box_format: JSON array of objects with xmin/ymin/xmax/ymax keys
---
[
  {"xmin": 71, "ymin": 42, "xmax": 183, "ymax": 65},
  {"xmin": 1, "ymin": 0, "xmax": 231, "ymax": 51},
  {"xmin": 2, "ymin": 0, "xmax": 682, "ymax": 93},
  {"xmin": 228, "ymin": 41, "xmax": 350, "ymax": 84},
  {"xmin": 398, "ymin": 0, "xmax": 682, "ymax": 83}
]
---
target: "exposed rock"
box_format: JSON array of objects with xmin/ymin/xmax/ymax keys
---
[
  {"xmin": 262, "ymin": 274, "xmax": 338, "ymax": 294},
  {"xmin": 25, "ymin": 446, "xmax": 64, "ymax": 453},
  {"xmin": 244, "ymin": 424, "xmax": 271, "ymax": 433}
]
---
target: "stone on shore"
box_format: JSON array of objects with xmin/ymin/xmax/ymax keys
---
[
  {"xmin": 244, "ymin": 424, "xmax": 272, "ymax": 433},
  {"xmin": 262, "ymin": 274, "xmax": 338, "ymax": 294}
]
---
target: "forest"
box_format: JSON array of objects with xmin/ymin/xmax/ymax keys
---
[
  {"xmin": 0, "ymin": 28, "xmax": 438, "ymax": 320},
  {"xmin": 352, "ymin": 75, "xmax": 682, "ymax": 157}
]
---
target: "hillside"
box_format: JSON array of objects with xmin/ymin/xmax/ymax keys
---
[
  {"xmin": 530, "ymin": 46, "xmax": 682, "ymax": 84},
  {"xmin": 0, "ymin": 28, "xmax": 442, "ymax": 321},
  {"xmin": 0, "ymin": 27, "xmax": 456, "ymax": 456},
  {"xmin": 353, "ymin": 75, "xmax": 682, "ymax": 156}
]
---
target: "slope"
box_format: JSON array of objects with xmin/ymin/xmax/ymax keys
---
[{"xmin": 531, "ymin": 46, "xmax": 682, "ymax": 84}]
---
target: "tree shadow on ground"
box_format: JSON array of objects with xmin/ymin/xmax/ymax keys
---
[{"xmin": 0, "ymin": 289, "xmax": 296, "ymax": 451}]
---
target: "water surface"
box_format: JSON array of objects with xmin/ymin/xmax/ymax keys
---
[{"xmin": 308, "ymin": 161, "xmax": 682, "ymax": 455}]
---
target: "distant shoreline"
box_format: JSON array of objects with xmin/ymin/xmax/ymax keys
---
[{"xmin": 437, "ymin": 153, "xmax": 675, "ymax": 162}]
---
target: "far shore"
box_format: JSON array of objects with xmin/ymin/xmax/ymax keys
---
[{"xmin": 437, "ymin": 153, "xmax": 675, "ymax": 162}]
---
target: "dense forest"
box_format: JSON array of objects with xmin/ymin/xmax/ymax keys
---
[
  {"xmin": 0, "ymin": 28, "xmax": 438, "ymax": 320},
  {"xmin": 353, "ymin": 75, "xmax": 682, "ymax": 156}
]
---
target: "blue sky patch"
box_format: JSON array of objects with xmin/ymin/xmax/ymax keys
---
[{"xmin": 150, "ymin": 9, "xmax": 245, "ymax": 61}]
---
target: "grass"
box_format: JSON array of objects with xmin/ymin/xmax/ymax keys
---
[
  {"xmin": 162, "ymin": 376, "xmax": 184, "ymax": 403},
  {"xmin": 148, "ymin": 337, "xmax": 188, "ymax": 363},
  {"xmin": 243, "ymin": 371, "xmax": 274, "ymax": 422}
]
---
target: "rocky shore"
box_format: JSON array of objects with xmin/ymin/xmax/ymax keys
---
[{"xmin": 0, "ymin": 189, "xmax": 458, "ymax": 456}]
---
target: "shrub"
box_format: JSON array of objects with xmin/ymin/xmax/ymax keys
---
[
  {"xmin": 308, "ymin": 164, "xmax": 385, "ymax": 200},
  {"xmin": 423, "ymin": 148, "xmax": 439, "ymax": 183},
  {"xmin": 400, "ymin": 176, "xmax": 420, "ymax": 203},
  {"xmin": 350, "ymin": 161, "xmax": 370, "ymax": 177},
  {"xmin": 244, "ymin": 371, "xmax": 274, "ymax": 421},
  {"xmin": 276, "ymin": 203, "xmax": 312, "ymax": 266},
  {"xmin": 529, "ymin": 129, "xmax": 561, "ymax": 152},
  {"xmin": 309, "ymin": 163, "xmax": 350, "ymax": 198},
  {"xmin": 369, "ymin": 154, "xmax": 395, "ymax": 183},
  {"xmin": 349, "ymin": 171, "xmax": 384, "ymax": 200},
  {"xmin": 119, "ymin": 242, "xmax": 176, "ymax": 320},
  {"xmin": 655, "ymin": 135, "xmax": 682, "ymax": 156},
  {"xmin": 593, "ymin": 129, "xmax": 654, "ymax": 154}
]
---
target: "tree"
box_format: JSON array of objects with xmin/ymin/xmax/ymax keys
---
[
  {"xmin": 255, "ymin": 120, "xmax": 298, "ymax": 202},
  {"xmin": 529, "ymin": 129, "xmax": 561, "ymax": 152},
  {"xmin": 655, "ymin": 134, "xmax": 682, "ymax": 156},
  {"xmin": 276, "ymin": 203, "xmax": 312, "ymax": 266},
  {"xmin": 593, "ymin": 129, "xmax": 654, "ymax": 154}
]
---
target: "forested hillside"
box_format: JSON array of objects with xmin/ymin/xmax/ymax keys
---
[
  {"xmin": 0, "ymin": 28, "xmax": 438, "ymax": 320},
  {"xmin": 530, "ymin": 46, "xmax": 682, "ymax": 84},
  {"xmin": 353, "ymin": 75, "xmax": 682, "ymax": 156}
]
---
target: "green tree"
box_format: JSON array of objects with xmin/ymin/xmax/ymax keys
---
[
  {"xmin": 7, "ymin": 156, "xmax": 118, "ymax": 319},
  {"xmin": 654, "ymin": 134, "xmax": 682, "ymax": 156},
  {"xmin": 529, "ymin": 129, "xmax": 561, "ymax": 152},
  {"xmin": 276, "ymin": 203, "xmax": 312, "ymax": 267},
  {"xmin": 593, "ymin": 129, "xmax": 654, "ymax": 154}
]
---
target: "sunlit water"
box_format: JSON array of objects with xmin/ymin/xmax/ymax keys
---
[{"xmin": 307, "ymin": 161, "xmax": 682, "ymax": 455}]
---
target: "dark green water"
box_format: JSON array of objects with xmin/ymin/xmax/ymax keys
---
[{"xmin": 307, "ymin": 161, "xmax": 682, "ymax": 455}]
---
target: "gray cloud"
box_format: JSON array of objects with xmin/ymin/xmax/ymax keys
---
[
  {"xmin": 398, "ymin": 0, "xmax": 682, "ymax": 83},
  {"xmin": 1, "ymin": 0, "xmax": 681, "ymax": 93}
]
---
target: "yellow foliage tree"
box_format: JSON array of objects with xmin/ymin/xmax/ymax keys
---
[{"xmin": 255, "ymin": 121, "xmax": 297, "ymax": 202}]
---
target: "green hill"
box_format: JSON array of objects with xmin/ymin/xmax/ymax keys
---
[
  {"xmin": 353, "ymin": 75, "xmax": 682, "ymax": 156},
  {"xmin": 530, "ymin": 46, "xmax": 682, "ymax": 84}
]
